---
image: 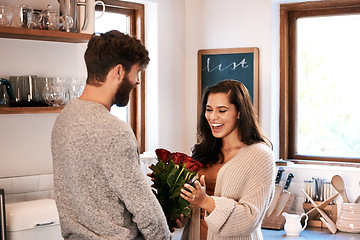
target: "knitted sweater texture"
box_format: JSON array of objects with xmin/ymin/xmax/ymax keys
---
[
  {"xmin": 183, "ymin": 143, "xmax": 275, "ymax": 240},
  {"xmin": 51, "ymin": 99, "xmax": 170, "ymax": 240}
]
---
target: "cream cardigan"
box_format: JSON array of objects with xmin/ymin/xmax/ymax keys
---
[{"xmin": 182, "ymin": 143, "xmax": 275, "ymax": 240}]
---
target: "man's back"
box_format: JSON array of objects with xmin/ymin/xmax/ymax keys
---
[{"xmin": 52, "ymin": 99, "xmax": 170, "ymax": 240}]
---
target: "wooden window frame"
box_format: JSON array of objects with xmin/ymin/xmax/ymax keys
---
[
  {"xmin": 279, "ymin": 0, "xmax": 360, "ymax": 165},
  {"xmin": 97, "ymin": 0, "xmax": 146, "ymax": 153}
]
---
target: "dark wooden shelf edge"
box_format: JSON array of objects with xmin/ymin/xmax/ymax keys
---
[
  {"xmin": 0, "ymin": 106, "xmax": 64, "ymax": 114},
  {"xmin": 0, "ymin": 26, "xmax": 91, "ymax": 43}
]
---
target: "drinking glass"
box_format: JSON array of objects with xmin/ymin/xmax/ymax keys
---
[
  {"xmin": 13, "ymin": 5, "xmax": 33, "ymax": 28},
  {"xmin": 0, "ymin": 5, "xmax": 13, "ymax": 26},
  {"xmin": 42, "ymin": 77, "xmax": 66, "ymax": 106}
]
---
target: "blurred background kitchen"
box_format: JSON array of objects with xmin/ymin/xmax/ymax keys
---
[{"xmin": 0, "ymin": 0, "xmax": 360, "ymax": 238}]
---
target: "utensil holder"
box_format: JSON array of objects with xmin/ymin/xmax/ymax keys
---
[
  {"xmin": 303, "ymin": 202, "xmax": 337, "ymax": 228},
  {"xmin": 336, "ymin": 203, "xmax": 360, "ymax": 233}
]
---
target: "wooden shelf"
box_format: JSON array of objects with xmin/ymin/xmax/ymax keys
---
[
  {"xmin": 0, "ymin": 26, "xmax": 91, "ymax": 43},
  {"xmin": 0, "ymin": 26, "xmax": 88, "ymax": 114},
  {"xmin": 0, "ymin": 106, "xmax": 64, "ymax": 114}
]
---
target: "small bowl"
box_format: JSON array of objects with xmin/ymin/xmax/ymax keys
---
[
  {"xmin": 336, "ymin": 203, "xmax": 360, "ymax": 233},
  {"xmin": 0, "ymin": 5, "xmax": 13, "ymax": 26}
]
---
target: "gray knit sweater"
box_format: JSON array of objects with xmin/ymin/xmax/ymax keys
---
[{"xmin": 51, "ymin": 99, "xmax": 170, "ymax": 240}]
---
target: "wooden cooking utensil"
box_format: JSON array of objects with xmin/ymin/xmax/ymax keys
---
[
  {"xmin": 302, "ymin": 189, "xmax": 337, "ymax": 234},
  {"xmin": 331, "ymin": 175, "xmax": 350, "ymax": 203},
  {"xmin": 305, "ymin": 192, "xmax": 339, "ymax": 217}
]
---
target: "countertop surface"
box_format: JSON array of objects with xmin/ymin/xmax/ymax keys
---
[
  {"xmin": 171, "ymin": 227, "xmax": 360, "ymax": 239},
  {"xmin": 261, "ymin": 227, "xmax": 359, "ymax": 239}
]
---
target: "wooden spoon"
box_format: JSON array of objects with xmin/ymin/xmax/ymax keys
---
[{"xmin": 331, "ymin": 175, "xmax": 350, "ymax": 203}]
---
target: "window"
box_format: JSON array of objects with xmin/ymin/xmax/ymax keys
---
[
  {"xmin": 280, "ymin": 1, "xmax": 360, "ymax": 164},
  {"xmin": 95, "ymin": 1, "xmax": 146, "ymax": 153}
]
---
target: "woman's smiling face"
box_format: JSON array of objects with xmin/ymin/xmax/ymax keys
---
[{"xmin": 205, "ymin": 92, "xmax": 240, "ymax": 139}]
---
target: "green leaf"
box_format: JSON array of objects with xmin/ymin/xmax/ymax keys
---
[
  {"xmin": 169, "ymin": 206, "xmax": 180, "ymax": 214},
  {"xmin": 168, "ymin": 160, "xmax": 176, "ymax": 170},
  {"xmin": 160, "ymin": 172, "xmax": 169, "ymax": 185},
  {"xmin": 169, "ymin": 212, "xmax": 180, "ymax": 222},
  {"xmin": 167, "ymin": 167, "xmax": 181, "ymax": 186},
  {"xmin": 177, "ymin": 197, "xmax": 189, "ymax": 209},
  {"xmin": 169, "ymin": 182, "xmax": 185, "ymax": 199},
  {"xmin": 150, "ymin": 163, "xmax": 161, "ymax": 176}
]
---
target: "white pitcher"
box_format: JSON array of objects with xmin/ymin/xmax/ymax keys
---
[
  {"xmin": 78, "ymin": 0, "xmax": 105, "ymax": 34},
  {"xmin": 282, "ymin": 212, "xmax": 308, "ymax": 236}
]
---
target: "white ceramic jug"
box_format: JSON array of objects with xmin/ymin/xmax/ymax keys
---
[
  {"xmin": 78, "ymin": 0, "xmax": 105, "ymax": 34},
  {"xmin": 282, "ymin": 212, "xmax": 308, "ymax": 236}
]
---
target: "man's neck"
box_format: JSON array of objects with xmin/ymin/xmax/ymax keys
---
[{"xmin": 79, "ymin": 84, "xmax": 113, "ymax": 111}]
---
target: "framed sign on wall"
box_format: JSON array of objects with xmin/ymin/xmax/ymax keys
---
[{"xmin": 197, "ymin": 47, "xmax": 259, "ymax": 116}]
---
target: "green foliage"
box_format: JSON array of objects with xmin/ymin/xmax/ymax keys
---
[{"xmin": 151, "ymin": 160, "xmax": 197, "ymax": 229}]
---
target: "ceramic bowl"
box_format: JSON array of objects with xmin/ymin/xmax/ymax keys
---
[
  {"xmin": 0, "ymin": 5, "xmax": 13, "ymax": 26},
  {"xmin": 336, "ymin": 203, "xmax": 360, "ymax": 233}
]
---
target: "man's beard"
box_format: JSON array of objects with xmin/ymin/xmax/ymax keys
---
[{"xmin": 114, "ymin": 75, "xmax": 136, "ymax": 107}]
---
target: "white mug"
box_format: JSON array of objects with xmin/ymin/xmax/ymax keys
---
[{"xmin": 78, "ymin": 0, "xmax": 105, "ymax": 34}]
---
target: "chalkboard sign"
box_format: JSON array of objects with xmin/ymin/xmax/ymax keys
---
[{"xmin": 197, "ymin": 48, "xmax": 259, "ymax": 115}]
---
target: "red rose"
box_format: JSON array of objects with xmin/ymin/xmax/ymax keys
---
[
  {"xmin": 172, "ymin": 152, "xmax": 187, "ymax": 165},
  {"xmin": 155, "ymin": 148, "xmax": 172, "ymax": 162},
  {"xmin": 183, "ymin": 156, "xmax": 203, "ymax": 172},
  {"xmin": 155, "ymin": 148, "xmax": 203, "ymax": 173}
]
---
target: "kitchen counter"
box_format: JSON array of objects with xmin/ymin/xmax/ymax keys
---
[
  {"xmin": 262, "ymin": 227, "xmax": 358, "ymax": 239},
  {"xmin": 171, "ymin": 227, "xmax": 359, "ymax": 239}
]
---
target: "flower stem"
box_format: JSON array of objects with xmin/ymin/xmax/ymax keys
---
[
  {"xmin": 184, "ymin": 172, "xmax": 191, "ymax": 182},
  {"xmin": 175, "ymin": 167, "xmax": 185, "ymax": 184}
]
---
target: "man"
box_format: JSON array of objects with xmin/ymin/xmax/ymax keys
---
[{"xmin": 51, "ymin": 30, "xmax": 171, "ymax": 240}]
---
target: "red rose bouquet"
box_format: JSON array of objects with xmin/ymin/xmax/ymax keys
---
[{"xmin": 151, "ymin": 148, "xmax": 203, "ymax": 229}]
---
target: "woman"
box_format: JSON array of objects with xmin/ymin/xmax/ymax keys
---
[{"xmin": 180, "ymin": 80, "xmax": 275, "ymax": 240}]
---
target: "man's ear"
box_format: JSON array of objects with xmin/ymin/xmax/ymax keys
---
[{"xmin": 117, "ymin": 64, "xmax": 125, "ymax": 80}]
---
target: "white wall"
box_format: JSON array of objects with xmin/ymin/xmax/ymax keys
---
[
  {"xmin": 184, "ymin": 0, "xmax": 275, "ymax": 155},
  {"xmin": 144, "ymin": 0, "xmax": 186, "ymax": 153}
]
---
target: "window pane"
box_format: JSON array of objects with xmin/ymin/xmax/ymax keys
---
[
  {"xmin": 296, "ymin": 15, "xmax": 360, "ymax": 158},
  {"xmin": 95, "ymin": 11, "xmax": 128, "ymax": 33},
  {"xmin": 95, "ymin": 11, "xmax": 129, "ymax": 122}
]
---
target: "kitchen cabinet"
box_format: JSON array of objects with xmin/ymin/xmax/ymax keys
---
[{"xmin": 0, "ymin": 26, "xmax": 91, "ymax": 114}]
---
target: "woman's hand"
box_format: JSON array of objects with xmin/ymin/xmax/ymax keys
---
[{"xmin": 180, "ymin": 175, "xmax": 215, "ymax": 213}]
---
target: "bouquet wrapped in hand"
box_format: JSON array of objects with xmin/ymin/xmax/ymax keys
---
[{"xmin": 151, "ymin": 148, "xmax": 203, "ymax": 229}]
